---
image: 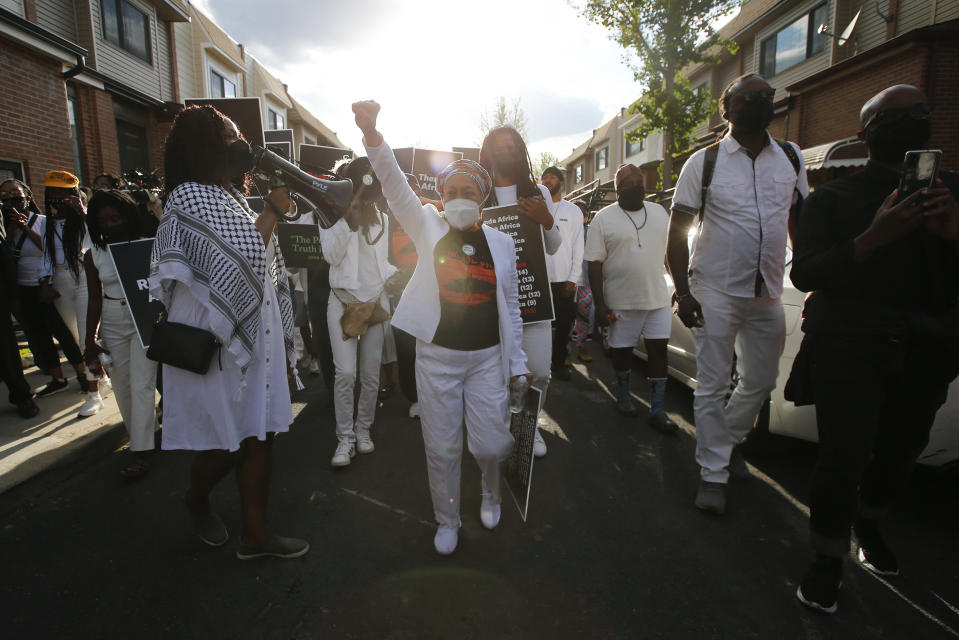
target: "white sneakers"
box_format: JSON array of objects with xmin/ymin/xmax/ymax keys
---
[
  {"xmin": 308, "ymin": 359, "xmax": 320, "ymax": 376},
  {"xmin": 78, "ymin": 393, "xmax": 104, "ymax": 418},
  {"xmin": 533, "ymin": 429, "xmax": 547, "ymax": 458},
  {"xmin": 408, "ymin": 403, "xmax": 420, "ymax": 418},
  {"xmin": 434, "ymin": 525, "xmax": 458, "ymax": 555},
  {"xmin": 330, "ymin": 441, "xmax": 356, "ymax": 467},
  {"xmin": 356, "ymin": 434, "xmax": 375, "ymax": 454},
  {"xmin": 480, "ymin": 491, "xmax": 501, "ymax": 530}
]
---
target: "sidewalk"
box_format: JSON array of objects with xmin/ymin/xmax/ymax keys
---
[{"xmin": 0, "ymin": 364, "xmax": 125, "ymax": 503}]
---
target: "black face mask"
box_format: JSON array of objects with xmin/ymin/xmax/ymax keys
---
[
  {"xmin": 227, "ymin": 139, "xmax": 254, "ymax": 178},
  {"xmin": 732, "ymin": 99, "xmax": 774, "ymax": 134},
  {"xmin": 493, "ymin": 152, "xmax": 527, "ymax": 180},
  {"xmin": 866, "ymin": 117, "xmax": 932, "ymax": 164},
  {"xmin": 1, "ymin": 197, "xmax": 26, "ymax": 213},
  {"xmin": 617, "ymin": 185, "xmax": 646, "ymax": 212}
]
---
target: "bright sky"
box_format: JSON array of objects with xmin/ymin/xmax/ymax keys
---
[{"xmin": 192, "ymin": 0, "xmax": 655, "ymax": 163}]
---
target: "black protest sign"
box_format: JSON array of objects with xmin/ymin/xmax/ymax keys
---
[
  {"xmin": 264, "ymin": 128, "xmax": 295, "ymax": 155},
  {"xmin": 482, "ymin": 204, "xmax": 555, "ymax": 324},
  {"xmin": 107, "ymin": 239, "xmax": 165, "ymax": 349},
  {"xmin": 392, "ymin": 147, "xmax": 414, "ymax": 174},
  {"xmin": 185, "ymin": 97, "xmax": 264, "ymax": 148},
  {"xmin": 506, "ymin": 386, "xmax": 542, "ymax": 522},
  {"xmin": 411, "ymin": 148, "xmax": 462, "ymax": 200},
  {"xmin": 299, "ymin": 145, "xmax": 353, "ymax": 173},
  {"xmin": 276, "ymin": 223, "xmax": 323, "ymax": 268},
  {"xmin": 266, "ymin": 141, "xmax": 293, "ymax": 161}
]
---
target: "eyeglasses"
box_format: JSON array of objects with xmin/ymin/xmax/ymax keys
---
[
  {"xmin": 734, "ymin": 88, "xmax": 776, "ymax": 103},
  {"xmin": 863, "ymin": 103, "xmax": 934, "ymax": 130}
]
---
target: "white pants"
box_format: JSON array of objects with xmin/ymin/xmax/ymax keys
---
[
  {"xmin": 52, "ymin": 266, "xmax": 88, "ymax": 348},
  {"xmin": 691, "ymin": 283, "xmax": 785, "ymax": 483},
  {"xmin": 416, "ymin": 340, "xmax": 514, "ymax": 528},
  {"xmin": 522, "ymin": 321, "xmax": 551, "ymax": 412},
  {"xmin": 100, "ymin": 299, "xmax": 157, "ymax": 451},
  {"xmin": 327, "ymin": 292, "xmax": 386, "ymax": 442}
]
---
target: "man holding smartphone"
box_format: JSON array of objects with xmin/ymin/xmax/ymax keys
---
[{"xmin": 790, "ymin": 84, "xmax": 959, "ymax": 614}]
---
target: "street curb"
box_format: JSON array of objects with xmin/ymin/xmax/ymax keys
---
[{"xmin": 0, "ymin": 419, "xmax": 128, "ymax": 518}]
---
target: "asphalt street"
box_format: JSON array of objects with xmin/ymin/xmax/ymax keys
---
[{"xmin": 1, "ymin": 343, "xmax": 957, "ymax": 639}]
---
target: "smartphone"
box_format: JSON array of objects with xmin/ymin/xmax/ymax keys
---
[{"xmin": 899, "ymin": 150, "xmax": 941, "ymax": 200}]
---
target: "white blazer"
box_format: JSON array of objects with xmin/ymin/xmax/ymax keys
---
[
  {"xmin": 365, "ymin": 138, "xmax": 530, "ymax": 384},
  {"xmin": 320, "ymin": 214, "xmax": 396, "ymax": 293}
]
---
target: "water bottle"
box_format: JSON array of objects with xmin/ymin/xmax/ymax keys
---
[{"xmin": 509, "ymin": 376, "xmax": 530, "ymax": 414}]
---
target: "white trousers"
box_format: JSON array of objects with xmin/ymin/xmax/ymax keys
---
[
  {"xmin": 52, "ymin": 266, "xmax": 88, "ymax": 348},
  {"xmin": 416, "ymin": 340, "xmax": 514, "ymax": 528},
  {"xmin": 327, "ymin": 293, "xmax": 386, "ymax": 442},
  {"xmin": 522, "ymin": 321, "xmax": 551, "ymax": 412},
  {"xmin": 100, "ymin": 299, "xmax": 157, "ymax": 451},
  {"xmin": 691, "ymin": 284, "xmax": 785, "ymax": 482}
]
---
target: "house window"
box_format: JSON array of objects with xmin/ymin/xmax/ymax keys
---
[
  {"xmin": 574, "ymin": 164, "xmax": 584, "ymax": 184},
  {"xmin": 595, "ymin": 146, "xmax": 608, "ymax": 171},
  {"xmin": 268, "ymin": 109, "xmax": 285, "ymax": 130},
  {"xmin": 625, "ymin": 133, "xmax": 646, "ymax": 157},
  {"xmin": 209, "ymin": 69, "xmax": 237, "ymax": 98},
  {"xmin": 101, "ymin": 0, "xmax": 152, "ymax": 64},
  {"xmin": 304, "ymin": 135, "xmax": 317, "ymax": 146},
  {"xmin": 760, "ymin": 3, "xmax": 828, "ymax": 77}
]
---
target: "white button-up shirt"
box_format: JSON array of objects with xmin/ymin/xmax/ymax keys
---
[
  {"xmin": 672, "ymin": 132, "xmax": 809, "ymax": 299},
  {"xmin": 545, "ymin": 199, "xmax": 585, "ymax": 285}
]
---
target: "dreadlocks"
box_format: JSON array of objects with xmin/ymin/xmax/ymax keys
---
[
  {"xmin": 479, "ymin": 126, "xmax": 539, "ymax": 206},
  {"xmin": 43, "ymin": 189, "xmax": 86, "ymax": 280}
]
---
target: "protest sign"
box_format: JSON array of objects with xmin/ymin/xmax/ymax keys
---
[
  {"xmin": 107, "ymin": 239, "xmax": 165, "ymax": 349},
  {"xmin": 506, "ymin": 386, "xmax": 542, "ymax": 522},
  {"xmin": 299, "ymin": 145, "xmax": 353, "ymax": 173},
  {"xmin": 411, "ymin": 148, "xmax": 462, "ymax": 200},
  {"xmin": 277, "ymin": 223, "xmax": 323, "ymax": 268},
  {"xmin": 266, "ymin": 141, "xmax": 293, "ymax": 161},
  {"xmin": 482, "ymin": 204, "xmax": 555, "ymax": 323}
]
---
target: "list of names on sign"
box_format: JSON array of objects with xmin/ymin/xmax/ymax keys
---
[{"xmin": 482, "ymin": 204, "xmax": 555, "ymax": 324}]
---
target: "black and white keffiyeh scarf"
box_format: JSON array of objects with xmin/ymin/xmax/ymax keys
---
[{"xmin": 149, "ymin": 182, "xmax": 297, "ymax": 385}]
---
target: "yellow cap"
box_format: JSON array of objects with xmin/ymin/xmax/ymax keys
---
[{"xmin": 43, "ymin": 170, "xmax": 79, "ymax": 189}]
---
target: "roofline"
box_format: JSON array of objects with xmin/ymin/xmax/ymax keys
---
[{"xmin": 0, "ymin": 7, "xmax": 88, "ymax": 57}]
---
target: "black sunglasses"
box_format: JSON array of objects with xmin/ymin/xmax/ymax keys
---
[{"xmin": 863, "ymin": 103, "xmax": 934, "ymax": 130}]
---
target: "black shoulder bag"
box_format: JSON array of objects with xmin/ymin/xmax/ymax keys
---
[{"xmin": 146, "ymin": 287, "xmax": 221, "ymax": 375}]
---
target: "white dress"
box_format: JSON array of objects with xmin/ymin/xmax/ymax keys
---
[{"xmin": 160, "ymin": 240, "xmax": 293, "ymax": 452}]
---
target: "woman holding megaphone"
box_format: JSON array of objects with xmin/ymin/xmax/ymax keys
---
[{"xmin": 353, "ymin": 100, "xmax": 531, "ymax": 555}]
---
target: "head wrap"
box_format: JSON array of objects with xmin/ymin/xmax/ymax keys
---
[{"xmin": 437, "ymin": 159, "xmax": 492, "ymax": 204}]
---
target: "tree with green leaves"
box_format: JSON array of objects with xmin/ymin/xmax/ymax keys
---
[
  {"xmin": 479, "ymin": 96, "xmax": 529, "ymax": 142},
  {"xmin": 532, "ymin": 151, "xmax": 561, "ymax": 179},
  {"xmin": 577, "ymin": 0, "xmax": 740, "ymax": 189}
]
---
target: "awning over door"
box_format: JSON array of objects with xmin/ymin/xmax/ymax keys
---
[{"xmin": 801, "ymin": 137, "xmax": 868, "ymax": 171}]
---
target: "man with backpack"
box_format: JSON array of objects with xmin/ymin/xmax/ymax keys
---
[{"xmin": 667, "ymin": 73, "xmax": 808, "ymax": 515}]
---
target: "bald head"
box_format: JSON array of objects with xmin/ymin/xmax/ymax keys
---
[
  {"xmin": 860, "ymin": 84, "xmax": 927, "ymax": 130},
  {"xmin": 615, "ymin": 164, "xmax": 643, "ymax": 192}
]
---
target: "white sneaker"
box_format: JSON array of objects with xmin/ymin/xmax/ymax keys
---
[
  {"xmin": 308, "ymin": 359, "xmax": 320, "ymax": 376},
  {"xmin": 433, "ymin": 525, "xmax": 458, "ymax": 555},
  {"xmin": 99, "ymin": 375, "xmax": 112, "ymax": 394},
  {"xmin": 480, "ymin": 491, "xmax": 501, "ymax": 530},
  {"xmin": 533, "ymin": 429, "xmax": 547, "ymax": 458},
  {"xmin": 408, "ymin": 402, "xmax": 420, "ymax": 419},
  {"xmin": 330, "ymin": 441, "xmax": 355, "ymax": 467},
  {"xmin": 356, "ymin": 434, "xmax": 375, "ymax": 454},
  {"xmin": 78, "ymin": 393, "xmax": 103, "ymax": 418}
]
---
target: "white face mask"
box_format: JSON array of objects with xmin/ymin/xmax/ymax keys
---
[{"xmin": 443, "ymin": 198, "xmax": 481, "ymax": 231}]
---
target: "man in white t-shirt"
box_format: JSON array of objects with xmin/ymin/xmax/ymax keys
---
[
  {"xmin": 541, "ymin": 166, "xmax": 584, "ymax": 381},
  {"xmin": 585, "ymin": 164, "xmax": 678, "ymax": 434}
]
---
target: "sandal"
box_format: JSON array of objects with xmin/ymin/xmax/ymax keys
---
[{"xmin": 120, "ymin": 457, "xmax": 151, "ymax": 480}]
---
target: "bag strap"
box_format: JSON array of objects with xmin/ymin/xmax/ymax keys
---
[
  {"xmin": 776, "ymin": 139, "xmax": 801, "ymax": 175},
  {"xmin": 699, "ymin": 142, "xmax": 721, "ymax": 223},
  {"xmin": 13, "ymin": 213, "xmax": 38, "ymax": 255}
]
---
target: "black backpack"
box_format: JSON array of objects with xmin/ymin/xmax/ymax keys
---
[{"xmin": 698, "ymin": 139, "xmax": 802, "ymax": 221}]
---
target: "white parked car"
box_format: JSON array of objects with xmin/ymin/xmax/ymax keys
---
[{"xmin": 634, "ymin": 254, "xmax": 959, "ymax": 467}]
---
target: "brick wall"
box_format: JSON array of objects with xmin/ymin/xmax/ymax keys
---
[
  {"xmin": 0, "ymin": 37, "xmax": 76, "ymax": 207},
  {"xmin": 73, "ymin": 84, "xmax": 122, "ymax": 181},
  {"xmin": 150, "ymin": 114, "xmax": 172, "ymax": 176},
  {"xmin": 795, "ymin": 47, "xmax": 926, "ymax": 150},
  {"xmin": 927, "ymin": 40, "xmax": 959, "ymax": 171}
]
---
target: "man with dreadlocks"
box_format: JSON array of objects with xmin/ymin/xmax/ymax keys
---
[{"xmin": 479, "ymin": 125, "xmax": 562, "ymax": 459}]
